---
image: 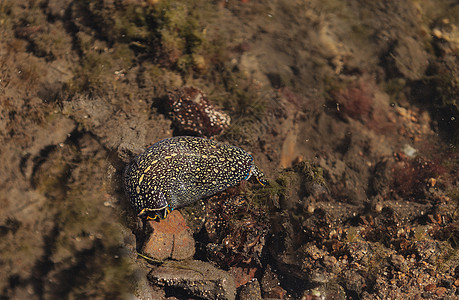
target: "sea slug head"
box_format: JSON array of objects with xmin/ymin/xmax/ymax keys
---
[{"xmin": 136, "ymin": 189, "xmax": 172, "ymax": 220}]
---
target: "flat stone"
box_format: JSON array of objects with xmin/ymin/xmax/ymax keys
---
[
  {"xmin": 171, "ymin": 226, "xmax": 195, "ymax": 260},
  {"xmin": 148, "ymin": 260, "xmax": 236, "ymax": 300},
  {"xmin": 142, "ymin": 227, "xmax": 173, "ymax": 261},
  {"xmin": 142, "ymin": 210, "xmax": 195, "ymax": 261}
]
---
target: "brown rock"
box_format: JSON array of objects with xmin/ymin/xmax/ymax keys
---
[
  {"xmin": 142, "ymin": 210, "xmax": 195, "ymax": 261},
  {"xmin": 142, "ymin": 227, "xmax": 173, "ymax": 261},
  {"xmin": 149, "ymin": 260, "xmax": 236, "ymax": 300},
  {"xmin": 171, "ymin": 225, "xmax": 196, "ymax": 260},
  {"xmin": 392, "ymin": 36, "xmax": 429, "ymax": 80}
]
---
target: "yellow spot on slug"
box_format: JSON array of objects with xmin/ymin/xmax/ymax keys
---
[
  {"xmin": 144, "ymin": 166, "xmax": 151, "ymax": 172},
  {"xmin": 136, "ymin": 186, "xmax": 140, "ymax": 193},
  {"xmin": 165, "ymin": 156, "xmax": 172, "ymax": 159},
  {"xmin": 202, "ymin": 154, "xmax": 208, "ymax": 159},
  {"xmin": 139, "ymin": 174, "xmax": 145, "ymax": 184}
]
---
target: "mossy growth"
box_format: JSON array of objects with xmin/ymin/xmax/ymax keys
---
[
  {"xmin": 67, "ymin": 0, "xmax": 270, "ymax": 146},
  {"xmin": 139, "ymin": 62, "xmax": 184, "ymax": 95},
  {"xmin": 7, "ymin": 0, "xmax": 71, "ymax": 61},
  {"xmin": 209, "ymin": 63, "xmax": 270, "ymax": 145},
  {"xmin": 249, "ymin": 161, "xmax": 326, "ymax": 212},
  {"xmin": 78, "ymin": 0, "xmax": 224, "ymax": 74},
  {"xmin": 68, "ymin": 28, "xmax": 139, "ymax": 95},
  {"xmin": 10, "ymin": 0, "xmax": 73, "ymax": 62},
  {"xmin": 112, "ymin": 42, "xmax": 136, "ymax": 69},
  {"xmin": 211, "ymin": 64, "xmax": 267, "ymax": 118},
  {"xmin": 345, "ymin": 226, "xmax": 362, "ymax": 243},
  {"xmin": 16, "ymin": 57, "xmax": 46, "ymax": 90},
  {"xmin": 434, "ymin": 241, "xmax": 458, "ymax": 274},
  {"xmin": 177, "ymin": 200, "xmax": 206, "ymax": 233},
  {"xmin": 66, "ymin": 0, "xmax": 234, "ymax": 101},
  {"xmin": 413, "ymin": 225, "xmax": 430, "ymax": 242},
  {"xmin": 32, "ymin": 134, "xmax": 136, "ymax": 298},
  {"xmin": 31, "ymin": 27, "xmax": 72, "ymax": 60},
  {"xmin": 249, "ymin": 176, "xmax": 287, "ymax": 210},
  {"xmin": 147, "ymin": 1, "xmax": 216, "ymax": 71},
  {"xmin": 365, "ymin": 242, "xmax": 391, "ymax": 281},
  {"xmin": 68, "ymin": 51, "xmax": 114, "ymax": 94},
  {"xmin": 32, "ymin": 145, "xmax": 76, "ymax": 199},
  {"xmin": 293, "ymin": 161, "xmax": 326, "ymax": 188}
]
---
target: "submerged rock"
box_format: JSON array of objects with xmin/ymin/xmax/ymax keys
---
[
  {"xmin": 148, "ymin": 260, "xmax": 236, "ymax": 300},
  {"xmin": 142, "ymin": 210, "xmax": 195, "ymax": 261}
]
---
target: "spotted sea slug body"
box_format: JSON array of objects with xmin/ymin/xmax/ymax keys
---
[{"xmin": 124, "ymin": 136, "xmax": 268, "ymax": 220}]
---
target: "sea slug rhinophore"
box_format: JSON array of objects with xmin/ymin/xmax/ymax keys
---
[{"xmin": 124, "ymin": 136, "xmax": 267, "ymax": 220}]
